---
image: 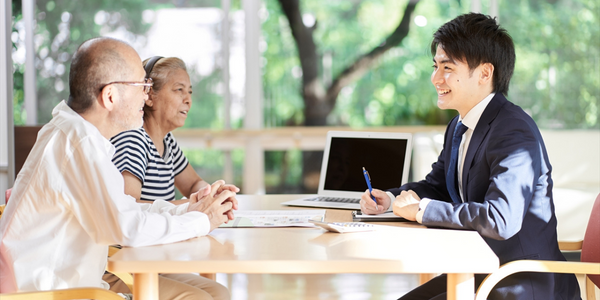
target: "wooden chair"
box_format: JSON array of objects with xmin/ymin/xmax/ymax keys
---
[
  {"xmin": 475, "ymin": 193, "xmax": 600, "ymax": 300},
  {"xmin": 107, "ymin": 246, "xmax": 135, "ymax": 292},
  {"xmin": 0, "ymin": 287, "xmax": 126, "ymax": 300}
]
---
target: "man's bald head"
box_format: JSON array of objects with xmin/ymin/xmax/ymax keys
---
[{"xmin": 67, "ymin": 37, "xmax": 137, "ymax": 113}]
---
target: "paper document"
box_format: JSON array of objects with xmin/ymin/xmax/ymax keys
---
[
  {"xmin": 352, "ymin": 211, "xmax": 406, "ymax": 222},
  {"xmin": 220, "ymin": 210, "xmax": 326, "ymax": 228}
]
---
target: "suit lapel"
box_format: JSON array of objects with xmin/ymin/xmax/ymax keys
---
[{"xmin": 461, "ymin": 94, "xmax": 507, "ymax": 202}]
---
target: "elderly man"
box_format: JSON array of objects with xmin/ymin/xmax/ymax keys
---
[{"xmin": 0, "ymin": 37, "xmax": 235, "ymax": 300}]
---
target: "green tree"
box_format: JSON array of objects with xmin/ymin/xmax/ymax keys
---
[
  {"xmin": 261, "ymin": 0, "xmax": 598, "ymax": 193},
  {"xmin": 33, "ymin": 0, "xmax": 150, "ymax": 123},
  {"xmin": 269, "ymin": 0, "xmax": 426, "ymax": 192},
  {"xmin": 501, "ymin": 0, "xmax": 599, "ymax": 129},
  {"xmin": 262, "ymin": 0, "xmax": 598, "ymax": 130},
  {"xmin": 12, "ymin": 1, "xmax": 24, "ymax": 125},
  {"xmin": 262, "ymin": 0, "xmax": 458, "ymax": 192}
]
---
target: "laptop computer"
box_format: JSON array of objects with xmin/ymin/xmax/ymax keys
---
[{"xmin": 282, "ymin": 131, "xmax": 412, "ymax": 210}]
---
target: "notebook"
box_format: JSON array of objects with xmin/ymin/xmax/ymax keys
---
[{"xmin": 282, "ymin": 131, "xmax": 412, "ymax": 210}]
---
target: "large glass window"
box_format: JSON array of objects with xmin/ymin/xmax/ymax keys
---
[
  {"xmin": 11, "ymin": 0, "xmax": 599, "ymax": 194},
  {"xmin": 260, "ymin": 0, "xmax": 598, "ymax": 192},
  {"xmin": 11, "ymin": 0, "xmax": 247, "ymax": 189},
  {"xmin": 12, "ymin": 0, "xmax": 246, "ymax": 128},
  {"xmin": 261, "ymin": 0, "xmax": 598, "ymax": 129}
]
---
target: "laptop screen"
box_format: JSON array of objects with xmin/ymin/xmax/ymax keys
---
[{"xmin": 322, "ymin": 135, "xmax": 409, "ymax": 193}]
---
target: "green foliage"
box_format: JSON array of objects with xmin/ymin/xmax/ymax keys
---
[
  {"xmin": 182, "ymin": 148, "xmax": 245, "ymax": 191},
  {"xmin": 13, "ymin": 0, "xmax": 236, "ymax": 128},
  {"xmin": 16, "ymin": 0, "xmax": 597, "ymax": 128},
  {"xmin": 12, "ymin": 2, "xmax": 24, "ymax": 125},
  {"xmin": 12, "ymin": 0, "xmax": 153, "ymax": 123},
  {"xmin": 183, "ymin": 70, "xmax": 225, "ymax": 129},
  {"xmin": 262, "ymin": 0, "xmax": 468, "ymax": 127},
  {"xmin": 262, "ymin": 0, "xmax": 599, "ymax": 129},
  {"xmin": 261, "ymin": 0, "xmax": 599, "ymax": 192},
  {"xmin": 261, "ymin": 0, "xmax": 305, "ymax": 127},
  {"xmin": 12, "ymin": 68, "xmax": 25, "ymax": 126},
  {"xmin": 502, "ymin": 0, "xmax": 599, "ymax": 129},
  {"xmin": 264, "ymin": 150, "xmax": 303, "ymax": 193},
  {"xmin": 182, "ymin": 148, "xmax": 244, "ymax": 192},
  {"xmin": 12, "ymin": 0, "xmax": 243, "ymax": 187},
  {"xmin": 10, "ymin": 0, "xmax": 599, "ymax": 194}
]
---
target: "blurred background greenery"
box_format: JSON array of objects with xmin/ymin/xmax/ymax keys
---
[{"xmin": 11, "ymin": 0, "xmax": 599, "ymax": 194}]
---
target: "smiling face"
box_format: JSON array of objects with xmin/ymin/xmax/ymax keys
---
[
  {"xmin": 431, "ymin": 45, "xmax": 493, "ymax": 117},
  {"xmin": 146, "ymin": 68, "xmax": 192, "ymax": 131}
]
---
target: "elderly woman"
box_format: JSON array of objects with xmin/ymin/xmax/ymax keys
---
[
  {"xmin": 111, "ymin": 57, "xmax": 239, "ymax": 204},
  {"xmin": 108, "ymin": 56, "xmax": 236, "ymax": 300}
]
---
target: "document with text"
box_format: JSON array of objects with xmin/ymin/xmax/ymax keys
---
[{"xmin": 219, "ymin": 210, "xmax": 326, "ymax": 228}]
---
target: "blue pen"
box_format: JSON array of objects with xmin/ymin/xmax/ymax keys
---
[{"xmin": 362, "ymin": 167, "xmax": 376, "ymax": 203}]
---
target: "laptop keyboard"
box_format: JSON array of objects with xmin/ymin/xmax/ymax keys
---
[{"xmin": 306, "ymin": 196, "xmax": 360, "ymax": 203}]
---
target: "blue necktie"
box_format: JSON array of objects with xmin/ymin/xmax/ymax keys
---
[{"xmin": 446, "ymin": 121, "xmax": 468, "ymax": 203}]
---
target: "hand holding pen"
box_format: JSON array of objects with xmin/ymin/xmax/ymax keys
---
[{"xmin": 360, "ymin": 167, "xmax": 391, "ymax": 214}]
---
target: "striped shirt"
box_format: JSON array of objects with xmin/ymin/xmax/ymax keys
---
[{"xmin": 110, "ymin": 128, "xmax": 188, "ymax": 201}]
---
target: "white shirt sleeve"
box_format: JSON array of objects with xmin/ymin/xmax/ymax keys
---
[
  {"xmin": 140, "ymin": 200, "xmax": 190, "ymax": 215},
  {"xmin": 61, "ymin": 135, "xmax": 210, "ymax": 247},
  {"xmin": 416, "ymin": 198, "xmax": 431, "ymax": 224},
  {"xmin": 385, "ymin": 192, "xmax": 395, "ymax": 211}
]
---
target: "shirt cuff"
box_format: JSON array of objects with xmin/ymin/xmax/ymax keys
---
[
  {"xmin": 171, "ymin": 210, "xmax": 211, "ymax": 237},
  {"xmin": 385, "ymin": 192, "xmax": 395, "ymax": 212},
  {"xmin": 173, "ymin": 204, "xmax": 211, "ymax": 237},
  {"xmin": 145, "ymin": 200, "xmax": 211, "ymax": 236},
  {"xmin": 416, "ymin": 198, "xmax": 431, "ymax": 224},
  {"xmin": 194, "ymin": 212, "xmax": 211, "ymax": 237}
]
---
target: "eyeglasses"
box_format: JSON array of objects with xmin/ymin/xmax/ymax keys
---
[{"xmin": 100, "ymin": 78, "xmax": 154, "ymax": 94}]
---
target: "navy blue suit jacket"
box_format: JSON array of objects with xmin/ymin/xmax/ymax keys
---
[{"xmin": 390, "ymin": 94, "xmax": 580, "ymax": 300}]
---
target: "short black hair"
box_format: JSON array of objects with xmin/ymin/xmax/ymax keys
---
[
  {"xmin": 67, "ymin": 37, "xmax": 129, "ymax": 113},
  {"xmin": 430, "ymin": 13, "xmax": 515, "ymax": 95}
]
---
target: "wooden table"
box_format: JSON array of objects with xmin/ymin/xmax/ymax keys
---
[{"xmin": 107, "ymin": 194, "xmax": 499, "ymax": 300}]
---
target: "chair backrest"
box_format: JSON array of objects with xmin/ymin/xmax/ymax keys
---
[
  {"xmin": 14, "ymin": 126, "xmax": 43, "ymax": 177},
  {"xmin": 581, "ymin": 193, "xmax": 600, "ymax": 288}
]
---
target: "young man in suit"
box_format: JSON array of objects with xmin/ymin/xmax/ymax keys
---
[{"xmin": 360, "ymin": 13, "xmax": 581, "ymax": 300}]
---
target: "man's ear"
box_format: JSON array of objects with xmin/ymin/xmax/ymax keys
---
[
  {"xmin": 99, "ymin": 85, "xmax": 117, "ymax": 112},
  {"xmin": 479, "ymin": 63, "xmax": 494, "ymax": 85}
]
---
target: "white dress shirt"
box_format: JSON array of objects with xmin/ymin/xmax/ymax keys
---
[{"xmin": 0, "ymin": 101, "xmax": 210, "ymax": 293}]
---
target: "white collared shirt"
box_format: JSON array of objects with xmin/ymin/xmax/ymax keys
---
[{"xmin": 0, "ymin": 101, "xmax": 210, "ymax": 293}]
